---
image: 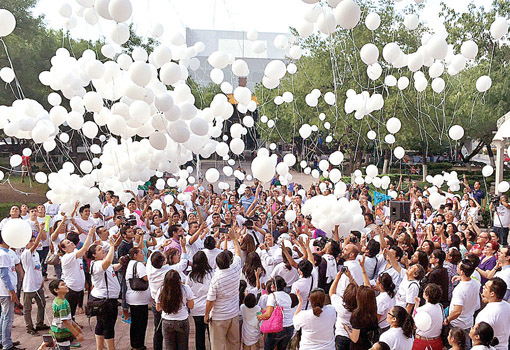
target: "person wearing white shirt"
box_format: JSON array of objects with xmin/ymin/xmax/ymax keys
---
[
  {"xmin": 329, "ymin": 270, "xmax": 357, "ymax": 350},
  {"xmin": 445, "ymin": 259, "xmax": 481, "ymax": 350},
  {"xmin": 59, "ymin": 225, "xmax": 94, "ymax": 318},
  {"xmin": 374, "ymin": 273, "xmax": 397, "ymax": 332},
  {"xmin": 271, "ymin": 247, "xmax": 300, "ymax": 287},
  {"xmin": 412, "ymin": 284, "xmax": 444, "ymax": 350},
  {"xmin": 203, "ymin": 236, "xmax": 222, "ymax": 270},
  {"xmin": 475, "ymin": 278, "xmax": 510, "ymax": 350},
  {"xmin": 21, "ymin": 230, "xmax": 48, "ymax": 335},
  {"xmin": 240, "ymin": 293, "xmax": 262, "ymax": 349},
  {"xmin": 482, "ymin": 247, "xmax": 510, "ymax": 301},
  {"xmin": 205, "ymin": 229, "xmax": 243, "ymax": 350},
  {"xmin": 490, "ymin": 195, "xmax": 510, "ymax": 246},
  {"xmin": 469, "ymin": 322, "xmax": 499, "ymax": 350},
  {"xmin": 125, "ymin": 247, "xmax": 152, "ymax": 350},
  {"xmin": 257, "ymin": 276, "xmax": 295, "ymax": 350},
  {"xmin": 156, "ymin": 270, "xmax": 195, "ymax": 350},
  {"xmin": 146, "ymin": 251, "xmax": 170, "ymax": 350},
  {"xmin": 379, "ymin": 306, "xmax": 414, "ymax": 350},
  {"xmin": 291, "ymin": 260, "xmax": 318, "ymax": 310},
  {"xmin": 257, "ymin": 233, "xmax": 282, "ymax": 277},
  {"xmin": 185, "ymin": 251, "xmax": 213, "ymax": 350},
  {"xmin": 293, "ymin": 288, "xmax": 336, "ymax": 350},
  {"xmin": 86, "ymin": 240, "xmax": 122, "ymax": 350},
  {"xmin": 387, "ymin": 248, "xmax": 425, "ymax": 314},
  {"xmin": 336, "ymin": 244, "xmax": 364, "ymax": 297}
]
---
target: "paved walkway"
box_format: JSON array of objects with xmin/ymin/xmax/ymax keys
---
[{"xmin": 12, "ymin": 266, "xmax": 206, "ymax": 350}]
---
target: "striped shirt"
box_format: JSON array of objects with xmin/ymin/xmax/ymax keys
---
[{"xmin": 207, "ymin": 255, "xmax": 242, "ymax": 320}]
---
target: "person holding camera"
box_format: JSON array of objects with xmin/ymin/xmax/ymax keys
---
[{"xmin": 490, "ymin": 195, "xmax": 510, "ymax": 247}]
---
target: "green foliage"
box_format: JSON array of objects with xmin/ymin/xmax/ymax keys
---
[{"xmin": 255, "ymin": 0, "xmax": 510, "ymax": 171}]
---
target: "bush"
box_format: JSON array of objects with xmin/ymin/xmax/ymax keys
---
[{"xmin": 0, "ymin": 203, "xmax": 39, "ymax": 218}]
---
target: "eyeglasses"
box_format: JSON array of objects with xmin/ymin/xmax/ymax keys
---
[{"xmin": 388, "ymin": 313, "xmax": 395, "ymax": 317}]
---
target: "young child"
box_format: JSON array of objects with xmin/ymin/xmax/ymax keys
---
[
  {"xmin": 240, "ymin": 293, "xmax": 262, "ymax": 350},
  {"xmin": 49, "ymin": 279, "xmax": 83, "ymax": 349}
]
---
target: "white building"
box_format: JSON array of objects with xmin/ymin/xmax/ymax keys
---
[{"xmin": 185, "ymin": 28, "xmax": 290, "ymax": 91}]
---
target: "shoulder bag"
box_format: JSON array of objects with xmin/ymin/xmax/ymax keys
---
[
  {"xmin": 260, "ymin": 293, "xmax": 284, "ymax": 333},
  {"xmin": 85, "ymin": 262, "xmax": 109, "ymax": 317},
  {"xmin": 129, "ymin": 261, "xmax": 149, "ymax": 291}
]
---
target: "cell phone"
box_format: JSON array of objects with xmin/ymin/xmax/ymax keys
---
[
  {"xmin": 340, "ymin": 266, "xmax": 348, "ymax": 273},
  {"xmin": 219, "ymin": 227, "xmax": 228, "ymax": 234},
  {"xmin": 43, "ymin": 335, "xmax": 53, "ymax": 345}
]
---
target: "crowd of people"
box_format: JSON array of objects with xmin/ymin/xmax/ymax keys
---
[{"xmin": 0, "ymin": 175, "xmax": 509, "ymax": 350}]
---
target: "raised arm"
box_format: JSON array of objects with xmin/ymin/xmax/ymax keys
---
[
  {"xmin": 281, "ymin": 242, "xmax": 298, "ymax": 269},
  {"xmin": 101, "ymin": 238, "xmax": 116, "ymax": 271},
  {"xmin": 76, "ymin": 226, "xmax": 95, "ymax": 259},
  {"xmin": 51, "ymin": 216, "xmax": 67, "ymax": 242}
]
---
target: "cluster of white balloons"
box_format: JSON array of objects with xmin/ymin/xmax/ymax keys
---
[
  {"xmin": 344, "ymin": 89, "xmax": 384, "ymax": 119},
  {"xmin": 426, "ymin": 171, "xmax": 461, "ymax": 192},
  {"xmin": 301, "ymin": 195, "xmax": 365, "ymax": 237}
]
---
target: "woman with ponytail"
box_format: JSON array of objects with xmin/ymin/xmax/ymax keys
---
[
  {"xmin": 448, "ymin": 328, "xmax": 467, "ymax": 350},
  {"xmin": 469, "ymin": 322, "xmax": 499, "ymax": 350},
  {"xmin": 376, "ymin": 273, "xmax": 397, "ymax": 333},
  {"xmin": 156, "ymin": 270, "xmax": 195, "ymax": 350},
  {"xmin": 293, "ymin": 288, "xmax": 336, "ymax": 349},
  {"xmin": 380, "ymin": 306, "xmax": 414, "ymax": 350}
]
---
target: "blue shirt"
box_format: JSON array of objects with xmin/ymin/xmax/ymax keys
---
[
  {"xmin": 240, "ymin": 195, "xmax": 255, "ymax": 212},
  {"xmin": 471, "ymin": 187, "xmax": 484, "ymax": 205}
]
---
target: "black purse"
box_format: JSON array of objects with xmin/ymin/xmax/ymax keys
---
[
  {"xmin": 129, "ymin": 262, "xmax": 149, "ymax": 291},
  {"xmin": 85, "ymin": 262, "xmax": 109, "ymax": 318}
]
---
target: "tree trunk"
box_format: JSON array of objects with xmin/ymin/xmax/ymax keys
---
[
  {"xmin": 382, "ymin": 149, "xmax": 390, "ymax": 174},
  {"xmin": 487, "ymin": 143, "xmax": 495, "ymax": 167},
  {"xmin": 422, "ymin": 148, "xmax": 428, "ymax": 182}
]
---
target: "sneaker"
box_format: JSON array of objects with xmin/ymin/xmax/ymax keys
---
[
  {"xmin": 70, "ymin": 341, "xmax": 81, "ymax": 348},
  {"xmin": 122, "ymin": 314, "xmax": 131, "ymax": 324},
  {"xmin": 35, "ymin": 324, "xmax": 50, "ymax": 331}
]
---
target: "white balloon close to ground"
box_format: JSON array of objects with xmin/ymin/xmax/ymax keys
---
[
  {"xmin": 1, "ymin": 219, "xmax": 32, "ymax": 248},
  {"xmin": 10, "ymin": 154, "xmax": 22, "ymax": 167},
  {"xmin": 414, "ymin": 311, "xmax": 432, "ymax": 332},
  {"xmin": 285, "ymin": 210, "xmax": 297, "ymax": 223},
  {"xmin": 35, "ymin": 172, "xmax": 47, "ymax": 184},
  {"xmin": 251, "ymin": 155, "xmax": 275, "ymax": 183}
]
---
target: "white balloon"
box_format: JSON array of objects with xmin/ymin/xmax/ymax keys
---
[
  {"xmin": 398, "ymin": 76, "xmax": 409, "ymax": 90},
  {"xmin": 482, "ymin": 165, "xmax": 494, "ymax": 177},
  {"xmin": 285, "ymin": 210, "xmax": 297, "ymax": 223},
  {"xmin": 386, "ymin": 117, "xmax": 401, "ymax": 134},
  {"xmin": 383, "ymin": 42, "xmax": 401, "ymax": 64},
  {"xmin": 0, "ymin": 67, "xmax": 15, "ymax": 83},
  {"xmin": 415, "ymin": 311, "xmax": 432, "ymax": 332},
  {"xmin": 251, "ymin": 156, "xmax": 275, "ymax": 183},
  {"xmin": 366, "ymin": 164, "xmax": 378, "ymax": 178},
  {"xmin": 1, "ymin": 219, "xmax": 32, "ymax": 248},
  {"xmin": 9, "ymin": 154, "xmax": 22, "ymax": 167},
  {"xmin": 394, "ymin": 146, "xmax": 405, "ymax": 159},
  {"xmin": 232, "ymin": 59, "xmax": 249, "ymax": 77},
  {"xmin": 365, "ymin": 13, "xmax": 380, "ymax": 31},
  {"xmin": 431, "ymin": 77, "xmax": 445, "ymax": 93},
  {"xmin": 230, "ymin": 138, "xmax": 245, "ymax": 155},
  {"xmin": 82, "ymin": 121, "xmax": 99, "ymax": 139},
  {"xmin": 79, "ymin": 160, "xmax": 93, "ymax": 174},
  {"xmin": 0, "ymin": 9, "xmax": 16, "ymax": 37},
  {"xmin": 498, "ymin": 181, "xmax": 510, "ymax": 193},
  {"xmin": 360, "ymin": 44, "xmax": 379, "ymax": 65},
  {"xmin": 384, "ymin": 134, "xmax": 395, "ymax": 144},
  {"xmin": 429, "ymin": 61, "xmax": 444, "ymax": 78},
  {"xmin": 35, "ymin": 172, "xmax": 47, "ymax": 184},
  {"xmin": 367, "ymin": 130, "xmax": 377, "ymax": 140},
  {"xmin": 476, "ymin": 75, "xmax": 492, "ymax": 93},
  {"xmin": 334, "ymin": 0, "xmax": 361, "ymax": 30},
  {"xmin": 403, "ymin": 14, "xmax": 419, "ymax": 30},
  {"xmin": 284, "ymin": 154, "xmax": 297, "ymax": 166},
  {"xmin": 265, "ymin": 60, "xmax": 286, "ymax": 80},
  {"xmin": 448, "ymin": 125, "xmax": 464, "ymax": 141},
  {"xmin": 205, "ymin": 168, "xmax": 220, "ymax": 183},
  {"xmin": 461, "ymin": 40, "xmax": 478, "ymax": 60},
  {"xmin": 108, "ymin": 0, "xmax": 132, "ymax": 22},
  {"xmin": 490, "ymin": 17, "xmax": 509, "ymax": 40},
  {"xmin": 427, "ymin": 35, "xmax": 448, "ymax": 59}
]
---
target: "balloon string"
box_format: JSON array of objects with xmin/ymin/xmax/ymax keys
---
[{"xmin": 0, "ymin": 38, "xmax": 25, "ymax": 99}]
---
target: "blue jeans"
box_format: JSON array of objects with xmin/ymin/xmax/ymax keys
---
[
  {"xmin": 38, "ymin": 246, "xmax": 49, "ymax": 276},
  {"xmin": 264, "ymin": 325, "xmax": 294, "ymax": 350},
  {"xmin": 0, "ymin": 296, "xmax": 14, "ymax": 349},
  {"xmin": 494, "ymin": 226, "xmax": 509, "ymax": 246},
  {"xmin": 117, "ymin": 270, "xmax": 128, "ymax": 311}
]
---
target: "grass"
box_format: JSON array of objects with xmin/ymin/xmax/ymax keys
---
[{"xmin": 2, "ymin": 175, "xmax": 49, "ymax": 196}]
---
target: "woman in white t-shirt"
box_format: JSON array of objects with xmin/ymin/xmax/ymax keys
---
[
  {"xmin": 469, "ymin": 322, "xmax": 498, "ymax": 350},
  {"xmin": 156, "ymin": 270, "xmax": 195, "ymax": 350},
  {"xmin": 271, "ymin": 247, "xmax": 299, "ymax": 287},
  {"xmin": 257, "ymin": 276, "xmax": 295, "ymax": 350},
  {"xmin": 86, "ymin": 239, "xmax": 122, "ymax": 350},
  {"xmin": 412, "ymin": 284, "xmax": 444, "ymax": 350},
  {"xmin": 375, "ymin": 273, "xmax": 397, "ymax": 332},
  {"xmin": 185, "ymin": 251, "xmax": 213, "ymax": 350},
  {"xmin": 125, "ymin": 247, "xmax": 152, "ymax": 350},
  {"xmin": 293, "ymin": 288, "xmax": 336, "ymax": 350},
  {"xmin": 291, "ymin": 260, "xmax": 318, "ymax": 310},
  {"xmin": 58, "ymin": 225, "xmax": 94, "ymax": 317},
  {"xmin": 379, "ymin": 306, "xmax": 415, "ymax": 350}
]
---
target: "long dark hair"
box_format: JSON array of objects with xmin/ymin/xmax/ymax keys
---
[
  {"xmin": 391, "ymin": 306, "xmax": 414, "ymax": 338},
  {"xmin": 350, "ymin": 286, "xmax": 377, "ymax": 329},
  {"xmin": 310, "ymin": 289, "xmax": 326, "ymax": 317},
  {"xmin": 189, "ymin": 251, "xmax": 212, "ymax": 284},
  {"xmin": 449, "ymin": 328, "xmax": 466, "ymax": 349},
  {"xmin": 473, "ymin": 322, "xmax": 499, "ymax": 348},
  {"xmin": 160, "ymin": 270, "xmax": 183, "ymax": 314},
  {"xmin": 378, "ymin": 273, "xmax": 396, "ymax": 298},
  {"xmin": 342, "ymin": 283, "xmax": 358, "ymax": 312},
  {"xmin": 282, "ymin": 247, "xmax": 293, "ymax": 271},
  {"xmin": 242, "ymin": 251, "xmax": 266, "ymax": 287}
]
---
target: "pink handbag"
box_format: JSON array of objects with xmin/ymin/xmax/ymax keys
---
[{"xmin": 260, "ymin": 294, "xmax": 284, "ymax": 334}]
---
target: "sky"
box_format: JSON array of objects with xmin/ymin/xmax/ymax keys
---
[{"xmin": 32, "ymin": 0, "xmax": 491, "ymax": 46}]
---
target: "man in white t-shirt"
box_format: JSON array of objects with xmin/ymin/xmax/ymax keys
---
[
  {"xmin": 21, "ymin": 231, "xmax": 49, "ymax": 335},
  {"xmin": 495, "ymin": 247, "xmax": 510, "ymax": 301},
  {"xmin": 445, "ymin": 259, "xmax": 480, "ymax": 350},
  {"xmin": 336, "ymin": 244, "xmax": 364, "ymax": 297},
  {"xmin": 205, "ymin": 228, "xmax": 242, "ymax": 350},
  {"xmin": 491, "ymin": 195, "xmax": 510, "ymax": 247},
  {"xmin": 475, "ymin": 277, "xmax": 510, "ymax": 350},
  {"xmin": 0, "ymin": 236, "xmax": 20, "ymax": 350}
]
